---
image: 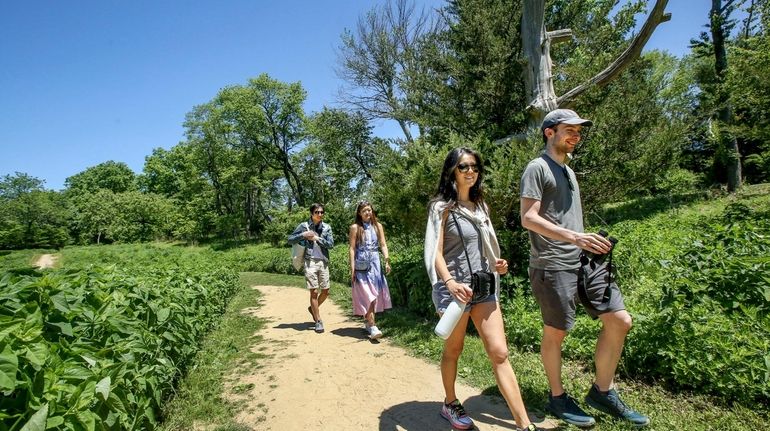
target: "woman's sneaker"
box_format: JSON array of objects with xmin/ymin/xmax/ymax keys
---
[
  {"xmin": 368, "ymin": 325, "xmax": 382, "ymax": 340},
  {"xmin": 440, "ymin": 399, "xmax": 474, "ymax": 430}
]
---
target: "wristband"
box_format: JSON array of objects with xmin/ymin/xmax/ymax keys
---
[{"xmin": 444, "ymin": 277, "xmax": 455, "ymax": 285}]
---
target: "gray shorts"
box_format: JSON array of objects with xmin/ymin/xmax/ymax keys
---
[
  {"xmin": 432, "ymin": 282, "xmax": 498, "ymax": 314},
  {"xmin": 529, "ymin": 266, "xmax": 625, "ymax": 331}
]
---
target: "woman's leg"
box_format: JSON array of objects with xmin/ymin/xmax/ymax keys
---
[
  {"xmin": 441, "ymin": 311, "xmax": 471, "ymax": 403},
  {"xmin": 366, "ymin": 300, "xmax": 377, "ymax": 326},
  {"xmin": 470, "ymin": 302, "xmax": 533, "ymax": 429}
]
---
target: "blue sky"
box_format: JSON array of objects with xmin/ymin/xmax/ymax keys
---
[{"xmin": 1, "ymin": 1, "xmax": 720, "ymax": 191}]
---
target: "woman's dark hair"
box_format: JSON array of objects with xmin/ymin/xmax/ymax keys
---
[
  {"xmin": 353, "ymin": 201, "xmax": 379, "ymax": 247},
  {"xmin": 429, "ymin": 147, "xmax": 485, "ymax": 209}
]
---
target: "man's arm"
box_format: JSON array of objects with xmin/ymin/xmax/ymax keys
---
[
  {"xmin": 520, "ymin": 197, "xmax": 611, "ymax": 254},
  {"xmin": 316, "ymin": 225, "xmax": 334, "ymax": 249},
  {"xmin": 287, "ymin": 223, "xmax": 307, "ymax": 245}
]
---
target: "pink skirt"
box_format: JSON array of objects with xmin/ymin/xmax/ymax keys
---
[{"xmin": 351, "ymin": 264, "xmax": 392, "ymax": 315}]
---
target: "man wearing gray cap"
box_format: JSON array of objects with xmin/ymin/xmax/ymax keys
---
[{"xmin": 519, "ymin": 109, "xmax": 649, "ymax": 428}]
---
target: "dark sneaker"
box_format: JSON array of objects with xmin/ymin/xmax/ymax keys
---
[
  {"xmin": 546, "ymin": 392, "xmax": 596, "ymax": 428},
  {"xmin": 314, "ymin": 320, "xmax": 324, "ymax": 333},
  {"xmin": 440, "ymin": 399, "xmax": 474, "ymax": 430},
  {"xmin": 585, "ymin": 385, "xmax": 650, "ymax": 427}
]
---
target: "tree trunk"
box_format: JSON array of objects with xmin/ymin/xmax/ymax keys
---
[
  {"xmin": 711, "ymin": 0, "xmax": 742, "ymax": 192},
  {"xmin": 521, "ymin": 0, "xmax": 671, "ymax": 129},
  {"xmin": 521, "ymin": 0, "xmax": 560, "ymax": 129}
]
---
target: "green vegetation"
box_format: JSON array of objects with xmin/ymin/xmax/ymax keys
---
[
  {"xmin": 0, "ymin": 245, "xmax": 240, "ymax": 430},
  {"xmin": 158, "ymin": 273, "xmax": 268, "ymax": 431},
  {"xmin": 1, "ymin": 186, "xmax": 767, "ymax": 429}
]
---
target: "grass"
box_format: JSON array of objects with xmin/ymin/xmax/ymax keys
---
[
  {"xmin": 158, "ymin": 273, "xmax": 271, "ymax": 431},
  {"xmin": 0, "ymin": 248, "xmax": 53, "ymax": 271}
]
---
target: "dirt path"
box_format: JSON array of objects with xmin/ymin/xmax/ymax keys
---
[
  {"xmin": 34, "ymin": 254, "xmax": 57, "ymax": 269},
  {"xmin": 230, "ymin": 284, "xmax": 557, "ymax": 430}
]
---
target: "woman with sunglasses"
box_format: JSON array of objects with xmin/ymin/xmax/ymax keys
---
[
  {"xmin": 424, "ymin": 148, "xmax": 539, "ymax": 431},
  {"xmin": 348, "ymin": 201, "xmax": 392, "ymax": 340}
]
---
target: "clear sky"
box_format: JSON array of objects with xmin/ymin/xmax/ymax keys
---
[{"xmin": 1, "ymin": 1, "xmax": 718, "ymax": 191}]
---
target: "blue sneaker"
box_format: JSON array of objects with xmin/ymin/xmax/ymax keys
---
[
  {"xmin": 585, "ymin": 385, "xmax": 650, "ymax": 427},
  {"xmin": 440, "ymin": 399, "xmax": 474, "ymax": 430},
  {"xmin": 546, "ymin": 392, "xmax": 596, "ymax": 428}
]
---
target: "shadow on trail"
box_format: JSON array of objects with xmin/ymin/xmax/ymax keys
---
[
  {"xmin": 331, "ymin": 326, "xmax": 372, "ymax": 341},
  {"xmin": 378, "ymin": 400, "xmax": 448, "ymax": 431},
  {"xmin": 273, "ymin": 322, "xmax": 314, "ymax": 331},
  {"xmin": 379, "ymin": 396, "xmax": 561, "ymax": 431}
]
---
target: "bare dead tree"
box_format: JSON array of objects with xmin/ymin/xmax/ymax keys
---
[{"xmin": 521, "ymin": 0, "xmax": 672, "ymax": 128}]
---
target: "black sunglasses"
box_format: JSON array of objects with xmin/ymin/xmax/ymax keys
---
[
  {"xmin": 561, "ymin": 166, "xmax": 575, "ymax": 191},
  {"xmin": 313, "ymin": 210, "xmax": 325, "ymax": 215},
  {"xmin": 457, "ymin": 163, "xmax": 480, "ymax": 173}
]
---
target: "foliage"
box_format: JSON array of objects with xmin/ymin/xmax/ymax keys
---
[
  {"xmin": 68, "ymin": 190, "xmax": 178, "ymax": 245},
  {"xmin": 0, "ymin": 244, "xmax": 240, "ymax": 430},
  {"xmin": 725, "ymin": 32, "xmax": 770, "ymax": 183},
  {"xmin": 64, "ymin": 161, "xmax": 138, "ymax": 195},
  {"xmin": 335, "ymin": 0, "xmax": 438, "ymax": 142},
  {"xmin": 570, "ymin": 51, "xmax": 693, "ymax": 211},
  {"xmin": 158, "ymin": 274, "xmax": 266, "ymax": 430},
  {"xmin": 0, "ymin": 173, "xmax": 69, "ymax": 249}
]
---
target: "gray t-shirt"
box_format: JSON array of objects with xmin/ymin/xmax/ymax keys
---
[
  {"xmin": 520, "ymin": 154, "xmax": 584, "ymax": 270},
  {"xmin": 442, "ymin": 210, "xmax": 489, "ymax": 284}
]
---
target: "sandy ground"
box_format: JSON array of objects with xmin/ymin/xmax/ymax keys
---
[
  {"xmin": 34, "ymin": 254, "xmax": 57, "ymax": 269},
  {"xmin": 229, "ymin": 284, "xmax": 558, "ymax": 431}
]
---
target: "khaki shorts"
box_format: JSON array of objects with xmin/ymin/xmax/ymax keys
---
[
  {"xmin": 305, "ymin": 259, "xmax": 330, "ymax": 290},
  {"xmin": 529, "ymin": 267, "xmax": 625, "ymax": 331}
]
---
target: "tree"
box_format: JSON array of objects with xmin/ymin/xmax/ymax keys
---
[
  {"xmin": 521, "ymin": 0, "xmax": 672, "ymax": 128},
  {"xmin": 411, "ymin": 0, "xmax": 529, "ymax": 139},
  {"xmin": 709, "ymin": 0, "xmax": 743, "ymax": 191},
  {"xmin": 0, "ymin": 173, "xmax": 68, "ymax": 249},
  {"xmin": 727, "ymin": 9, "xmax": 770, "ymax": 183},
  {"xmin": 305, "ymin": 108, "xmax": 386, "ymax": 198},
  {"xmin": 689, "ymin": 0, "xmax": 753, "ymax": 190},
  {"xmin": 336, "ymin": 0, "xmax": 440, "ymax": 142},
  {"xmin": 180, "ymin": 74, "xmax": 309, "ymax": 239},
  {"xmin": 64, "ymin": 161, "xmax": 137, "ymax": 195}
]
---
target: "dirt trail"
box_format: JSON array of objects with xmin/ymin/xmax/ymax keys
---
[
  {"xmin": 34, "ymin": 254, "xmax": 57, "ymax": 269},
  {"xmin": 230, "ymin": 284, "xmax": 557, "ymax": 431}
]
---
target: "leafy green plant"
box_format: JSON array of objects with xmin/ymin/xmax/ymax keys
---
[{"xmin": 0, "ymin": 245, "xmax": 240, "ymax": 430}]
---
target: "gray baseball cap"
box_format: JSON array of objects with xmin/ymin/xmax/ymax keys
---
[{"xmin": 541, "ymin": 109, "xmax": 593, "ymax": 131}]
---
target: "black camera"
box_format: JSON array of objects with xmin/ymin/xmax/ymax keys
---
[
  {"xmin": 470, "ymin": 271, "xmax": 496, "ymax": 302},
  {"xmin": 584, "ymin": 229, "xmax": 618, "ymax": 264}
]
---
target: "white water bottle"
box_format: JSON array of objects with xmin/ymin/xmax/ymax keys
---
[{"xmin": 434, "ymin": 298, "xmax": 466, "ymax": 339}]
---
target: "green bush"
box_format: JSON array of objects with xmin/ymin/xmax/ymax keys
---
[{"xmin": 622, "ymin": 203, "xmax": 770, "ymax": 402}]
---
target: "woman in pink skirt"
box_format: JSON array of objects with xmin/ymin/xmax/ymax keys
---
[{"xmin": 348, "ymin": 201, "xmax": 392, "ymax": 339}]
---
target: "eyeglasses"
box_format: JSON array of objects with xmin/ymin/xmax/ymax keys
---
[
  {"xmin": 457, "ymin": 163, "xmax": 480, "ymax": 173},
  {"xmin": 561, "ymin": 166, "xmax": 574, "ymax": 191},
  {"xmin": 313, "ymin": 210, "xmax": 325, "ymax": 215}
]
